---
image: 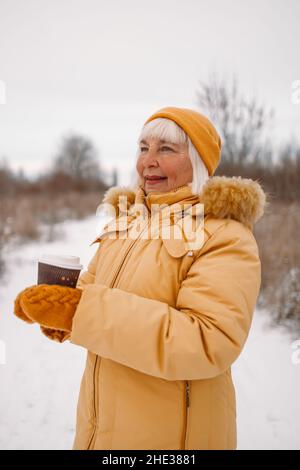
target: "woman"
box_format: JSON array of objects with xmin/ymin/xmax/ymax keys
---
[{"xmin": 14, "ymin": 106, "xmax": 267, "ymax": 450}]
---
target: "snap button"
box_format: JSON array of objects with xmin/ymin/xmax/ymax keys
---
[{"xmin": 187, "ymin": 250, "xmax": 194, "ymax": 257}]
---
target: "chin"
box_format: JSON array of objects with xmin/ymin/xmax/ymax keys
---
[{"xmin": 146, "ymin": 185, "xmax": 169, "ymax": 193}]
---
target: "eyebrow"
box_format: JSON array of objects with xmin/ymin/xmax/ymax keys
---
[{"xmin": 140, "ymin": 139, "xmax": 177, "ymax": 146}]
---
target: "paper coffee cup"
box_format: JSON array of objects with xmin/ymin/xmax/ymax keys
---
[{"xmin": 37, "ymin": 254, "xmax": 83, "ymax": 288}]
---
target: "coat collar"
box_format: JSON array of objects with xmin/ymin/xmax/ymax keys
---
[{"xmin": 100, "ymin": 175, "xmax": 267, "ymax": 230}]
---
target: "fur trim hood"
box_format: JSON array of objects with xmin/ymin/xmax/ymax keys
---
[{"xmin": 100, "ymin": 176, "xmax": 267, "ymax": 230}]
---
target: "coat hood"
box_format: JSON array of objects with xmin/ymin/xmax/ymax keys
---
[{"xmin": 100, "ymin": 176, "xmax": 267, "ymax": 230}]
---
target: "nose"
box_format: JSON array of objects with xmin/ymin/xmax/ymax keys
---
[{"xmin": 141, "ymin": 148, "xmax": 159, "ymax": 168}]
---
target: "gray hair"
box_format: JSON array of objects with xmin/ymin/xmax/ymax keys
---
[{"xmin": 129, "ymin": 117, "xmax": 209, "ymax": 194}]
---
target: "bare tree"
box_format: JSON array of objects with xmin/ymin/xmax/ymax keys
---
[
  {"xmin": 0, "ymin": 157, "xmax": 15, "ymax": 195},
  {"xmin": 195, "ymin": 72, "xmax": 275, "ymax": 166},
  {"xmin": 275, "ymin": 138, "xmax": 300, "ymax": 201},
  {"xmin": 52, "ymin": 133, "xmax": 103, "ymax": 181}
]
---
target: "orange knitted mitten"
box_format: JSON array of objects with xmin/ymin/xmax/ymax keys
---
[
  {"xmin": 19, "ymin": 284, "xmax": 82, "ymax": 342},
  {"xmin": 40, "ymin": 325, "xmax": 71, "ymax": 343},
  {"xmin": 14, "ymin": 285, "xmax": 37, "ymax": 324}
]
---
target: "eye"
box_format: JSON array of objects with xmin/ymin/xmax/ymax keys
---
[{"xmin": 139, "ymin": 145, "xmax": 174, "ymax": 153}]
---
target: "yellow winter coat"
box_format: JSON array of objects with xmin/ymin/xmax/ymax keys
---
[{"xmin": 69, "ymin": 175, "xmax": 266, "ymax": 450}]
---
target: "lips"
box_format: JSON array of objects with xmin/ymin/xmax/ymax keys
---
[
  {"xmin": 145, "ymin": 176, "xmax": 167, "ymax": 180},
  {"xmin": 145, "ymin": 176, "xmax": 167, "ymax": 185}
]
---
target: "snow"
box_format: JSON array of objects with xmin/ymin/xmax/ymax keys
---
[
  {"xmin": 0, "ymin": 214, "xmax": 106, "ymax": 450},
  {"xmin": 0, "ymin": 214, "xmax": 300, "ymax": 450},
  {"xmin": 232, "ymin": 308, "xmax": 300, "ymax": 450}
]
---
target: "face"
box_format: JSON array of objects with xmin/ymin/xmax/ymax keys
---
[{"xmin": 136, "ymin": 137, "xmax": 193, "ymax": 193}]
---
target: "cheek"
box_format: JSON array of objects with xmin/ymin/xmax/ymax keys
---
[
  {"xmin": 179, "ymin": 157, "xmax": 193, "ymax": 177},
  {"xmin": 136, "ymin": 159, "xmax": 143, "ymax": 176},
  {"xmin": 164, "ymin": 159, "xmax": 190, "ymax": 179},
  {"xmin": 161, "ymin": 160, "xmax": 178, "ymax": 178}
]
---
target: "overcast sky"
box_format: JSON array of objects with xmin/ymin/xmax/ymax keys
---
[{"xmin": 0, "ymin": 0, "xmax": 299, "ymax": 185}]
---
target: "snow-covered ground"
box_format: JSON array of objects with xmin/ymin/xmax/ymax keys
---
[{"xmin": 0, "ymin": 214, "xmax": 299, "ymax": 450}]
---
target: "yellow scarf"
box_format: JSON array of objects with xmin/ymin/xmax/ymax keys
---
[{"xmin": 135, "ymin": 184, "xmax": 200, "ymax": 213}]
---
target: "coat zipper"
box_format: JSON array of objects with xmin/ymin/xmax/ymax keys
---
[
  {"xmin": 86, "ymin": 217, "xmax": 150, "ymax": 450},
  {"xmin": 181, "ymin": 380, "xmax": 190, "ymax": 450},
  {"xmin": 86, "ymin": 356, "xmax": 101, "ymax": 450}
]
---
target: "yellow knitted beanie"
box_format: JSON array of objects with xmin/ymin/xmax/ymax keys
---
[{"xmin": 144, "ymin": 106, "xmax": 222, "ymax": 176}]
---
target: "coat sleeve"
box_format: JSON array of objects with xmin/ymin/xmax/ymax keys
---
[
  {"xmin": 76, "ymin": 244, "xmax": 101, "ymax": 290},
  {"xmin": 70, "ymin": 221, "xmax": 261, "ymax": 380}
]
